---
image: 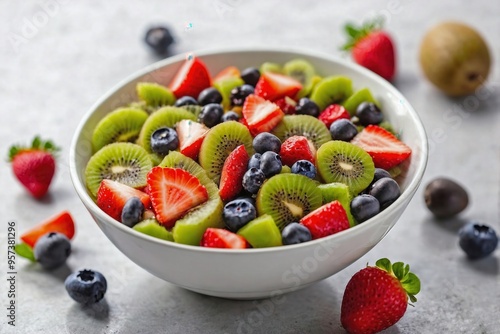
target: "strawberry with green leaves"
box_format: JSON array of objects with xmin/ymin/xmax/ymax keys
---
[
  {"xmin": 342, "ymin": 18, "xmax": 396, "ymax": 81},
  {"xmin": 341, "ymin": 258, "xmax": 421, "ymax": 334},
  {"xmin": 8, "ymin": 136, "xmax": 59, "ymax": 198}
]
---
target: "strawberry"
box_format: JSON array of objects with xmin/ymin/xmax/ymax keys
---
[
  {"xmin": 97, "ymin": 179, "xmax": 151, "ymax": 222},
  {"xmin": 342, "ymin": 19, "xmax": 396, "ymax": 81},
  {"xmin": 341, "ymin": 258, "xmax": 421, "ymax": 334},
  {"xmin": 219, "ymin": 145, "xmax": 249, "ymax": 202},
  {"xmin": 213, "ymin": 66, "xmax": 240, "ymax": 83},
  {"xmin": 147, "ymin": 167, "xmax": 208, "ymax": 228},
  {"xmin": 254, "ymin": 71, "xmax": 302, "ymax": 101},
  {"xmin": 318, "ymin": 104, "xmax": 350, "ymax": 128},
  {"xmin": 300, "ymin": 200, "xmax": 349, "ymax": 239},
  {"xmin": 8, "ymin": 136, "xmax": 59, "ymax": 198},
  {"xmin": 274, "ymin": 96, "xmax": 297, "ymax": 115},
  {"xmin": 279, "ymin": 135, "xmax": 316, "ymax": 167},
  {"xmin": 351, "ymin": 125, "xmax": 411, "ymax": 170},
  {"xmin": 242, "ymin": 94, "xmax": 285, "ymax": 136},
  {"xmin": 176, "ymin": 119, "xmax": 210, "ymax": 160},
  {"xmin": 168, "ymin": 57, "xmax": 211, "ymax": 98},
  {"xmin": 20, "ymin": 211, "xmax": 75, "ymax": 248},
  {"xmin": 200, "ymin": 228, "xmax": 248, "ymax": 249}
]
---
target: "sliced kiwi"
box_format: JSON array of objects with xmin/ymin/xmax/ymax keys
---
[
  {"xmin": 256, "ymin": 174, "xmax": 322, "ymax": 230},
  {"xmin": 237, "ymin": 214, "xmax": 282, "ymax": 248},
  {"xmin": 136, "ymin": 82, "xmax": 176, "ymax": 107},
  {"xmin": 91, "ymin": 108, "xmax": 149, "ymax": 153},
  {"xmin": 283, "ymin": 59, "xmax": 316, "ymax": 98},
  {"xmin": 316, "ymin": 141, "xmax": 375, "ymax": 195},
  {"xmin": 160, "ymin": 151, "xmax": 224, "ymax": 245},
  {"xmin": 280, "ymin": 165, "xmax": 292, "ymax": 174},
  {"xmin": 85, "ymin": 142, "xmax": 152, "ymax": 197},
  {"xmin": 133, "ymin": 218, "xmax": 174, "ymax": 241},
  {"xmin": 318, "ymin": 183, "xmax": 356, "ymax": 227},
  {"xmin": 199, "ymin": 121, "xmax": 254, "ymax": 185},
  {"xmin": 342, "ymin": 88, "xmax": 380, "ymax": 115},
  {"xmin": 298, "ymin": 75, "xmax": 322, "ymax": 99},
  {"xmin": 213, "ymin": 77, "xmax": 245, "ymax": 109},
  {"xmin": 272, "ymin": 115, "xmax": 331, "ymax": 149},
  {"xmin": 259, "ymin": 62, "xmax": 283, "ymax": 74},
  {"xmin": 149, "ymin": 153, "xmax": 163, "ymax": 166},
  {"xmin": 180, "ymin": 104, "xmax": 203, "ymax": 118},
  {"xmin": 310, "ymin": 76, "xmax": 354, "ymax": 110},
  {"xmin": 137, "ymin": 106, "xmax": 196, "ymax": 153}
]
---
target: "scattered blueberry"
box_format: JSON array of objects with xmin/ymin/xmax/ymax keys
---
[
  {"xmin": 424, "ymin": 177, "xmax": 469, "ymax": 219},
  {"xmin": 253, "ymin": 132, "xmax": 281, "ymax": 154},
  {"xmin": 198, "ymin": 87, "xmax": 223, "ymax": 106},
  {"xmin": 295, "ymin": 98, "xmax": 320, "ymax": 117},
  {"xmin": 330, "ymin": 119, "xmax": 358, "ymax": 142},
  {"xmin": 248, "ymin": 153, "xmax": 262, "ymax": 170},
  {"xmin": 65, "ymin": 269, "xmax": 107, "ymax": 304},
  {"xmin": 144, "ymin": 26, "xmax": 175, "ymax": 55},
  {"xmin": 282, "ymin": 223, "xmax": 312, "ymax": 245},
  {"xmin": 259, "ymin": 151, "xmax": 282, "ymax": 177},
  {"xmin": 121, "ymin": 197, "xmax": 145, "ymax": 227},
  {"xmin": 34, "ymin": 232, "xmax": 71, "ymax": 270},
  {"xmin": 356, "ymin": 102, "xmax": 383, "ymax": 126},
  {"xmin": 291, "ymin": 160, "xmax": 316, "ymax": 179},
  {"xmin": 174, "ymin": 96, "xmax": 198, "ymax": 107},
  {"xmin": 369, "ymin": 178, "xmax": 400, "ymax": 210},
  {"xmin": 223, "ymin": 199, "xmax": 257, "ymax": 232},
  {"xmin": 242, "ymin": 168, "xmax": 266, "ymax": 194},
  {"xmin": 199, "ymin": 103, "xmax": 223, "ymax": 127},
  {"xmin": 221, "ymin": 111, "xmax": 240, "ymax": 122},
  {"xmin": 150, "ymin": 127, "xmax": 179, "ymax": 154},
  {"xmin": 350, "ymin": 194, "xmax": 380, "ymax": 223},
  {"xmin": 240, "ymin": 67, "xmax": 260, "ymax": 87},
  {"xmin": 458, "ymin": 222, "xmax": 498, "ymax": 259},
  {"xmin": 230, "ymin": 84, "xmax": 254, "ymax": 106}
]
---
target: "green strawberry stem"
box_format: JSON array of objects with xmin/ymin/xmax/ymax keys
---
[
  {"xmin": 14, "ymin": 243, "xmax": 36, "ymax": 262},
  {"xmin": 341, "ymin": 17, "xmax": 385, "ymax": 51},
  {"xmin": 375, "ymin": 258, "xmax": 421, "ymax": 303},
  {"xmin": 8, "ymin": 136, "xmax": 60, "ymax": 161}
]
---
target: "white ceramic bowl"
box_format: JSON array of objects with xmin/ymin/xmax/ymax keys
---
[{"xmin": 70, "ymin": 47, "xmax": 427, "ymax": 299}]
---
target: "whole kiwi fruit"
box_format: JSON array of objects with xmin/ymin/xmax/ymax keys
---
[{"xmin": 419, "ymin": 22, "xmax": 491, "ymax": 96}]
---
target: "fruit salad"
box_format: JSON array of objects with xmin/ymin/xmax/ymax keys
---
[{"xmin": 84, "ymin": 56, "xmax": 412, "ymax": 249}]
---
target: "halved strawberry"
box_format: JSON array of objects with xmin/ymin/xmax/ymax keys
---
[
  {"xmin": 200, "ymin": 228, "xmax": 248, "ymax": 249},
  {"xmin": 351, "ymin": 125, "xmax": 411, "ymax": 170},
  {"xmin": 254, "ymin": 72, "xmax": 302, "ymax": 101},
  {"xmin": 213, "ymin": 66, "xmax": 240, "ymax": 83},
  {"xmin": 274, "ymin": 96, "xmax": 297, "ymax": 115},
  {"xmin": 280, "ymin": 135, "xmax": 316, "ymax": 167},
  {"xmin": 176, "ymin": 119, "xmax": 210, "ymax": 160},
  {"xmin": 20, "ymin": 211, "xmax": 75, "ymax": 248},
  {"xmin": 97, "ymin": 179, "xmax": 151, "ymax": 222},
  {"xmin": 242, "ymin": 94, "xmax": 285, "ymax": 136},
  {"xmin": 168, "ymin": 57, "xmax": 211, "ymax": 98},
  {"xmin": 147, "ymin": 167, "xmax": 208, "ymax": 228},
  {"xmin": 318, "ymin": 104, "xmax": 350, "ymax": 128},
  {"xmin": 300, "ymin": 200, "xmax": 350, "ymax": 239},
  {"xmin": 219, "ymin": 145, "xmax": 249, "ymax": 202}
]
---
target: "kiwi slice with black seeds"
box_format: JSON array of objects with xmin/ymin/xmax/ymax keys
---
[
  {"xmin": 316, "ymin": 141, "xmax": 375, "ymax": 195},
  {"xmin": 310, "ymin": 76, "xmax": 354, "ymax": 110},
  {"xmin": 91, "ymin": 108, "xmax": 149, "ymax": 153},
  {"xmin": 85, "ymin": 142, "xmax": 152, "ymax": 197},
  {"xmin": 136, "ymin": 82, "xmax": 176, "ymax": 107},
  {"xmin": 272, "ymin": 115, "xmax": 331, "ymax": 149},
  {"xmin": 283, "ymin": 59, "xmax": 316, "ymax": 98}
]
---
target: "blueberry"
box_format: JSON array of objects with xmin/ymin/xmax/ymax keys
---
[
  {"xmin": 350, "ymin": 194, "xmax": 380, "ymax": 223},
  {"xmin": 295, "ymin": 98, "xmax": 320, "ymax": 117},
  {"xmin": 235, "ymin": 196, "xmax": 256, "ymax": 207},
  {"xmin": 198, "ymin": 87, "xmax": 223, "ymax": 106},
  {"xmin": 199, "ymin": 103, "xmax": 223, "ymax": 128},
  {"xmin": 253, "ymin": 132, "xmax": 281, "ymax": 154},
  {"xmin": 330, "ymin": 119, "xmax": 358, "ymax": 142},
  {"xmin": 356, "ymin": 102, "xmax": 383, "ymax": 126},
  {"xmin": 34, "ymin": 232, "xmax": 71, "ymax": 270},
  {"xmin": 240, "ymin": 67, "xmax": 260, "ymax": 87},
  {"xmin": 260, "ymin": 151, "xmax": 282, "ymax": 177},
  {"xmin": 291, "ymin": 160, "xmax": 316, "ymax": 179},
  {"xmin": 150, "ymin": 127, "xmax": 178, "ymax": 154},
  {"xmin": 282, "ymin": 223, "xmax": 312, "ymax": 245},
  {"xmin": 363, "ymin": 168, "xmax": 393, "ymax": 193},
  {"xmin": 65, "ymin": 269, "xmax": 107, "ymax": 304},
  {"xmin": 248, "ymin": 153, "xmax": 262, "ymax": 170},
  {"xmin": 144, "ymin": 26, "xmax": 175, "ymax": 55},
  {"xmin": 230, "ymin": 84, "xmax": 254, "ymax": 106},
  {"xmin": 369, "ymin": 178, "xmax": 400, "ymax": 210},
  {"xmin": 459, "ymin": 222, "xmax": 498, "ymax": 259},
  {"xmin": 242, "ymin": 168, "xmax": 266, "ymax": 194},
  {"xmin": 174, "ymin": 96, "xmax": 198, "ymax": 107},
  {"xmin": 121, "ymin": 197, "xmax": 145, "ymax": 227},
  {"xmin": 223, "ymin": 199, "xmax": 257, "ymax": 232},
  {"xmin": 221, "ymin": 111, "xmax": 240, "ymax": 122}
]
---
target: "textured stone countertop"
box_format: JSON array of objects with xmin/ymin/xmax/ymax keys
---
[{"xmin": 1, "ymin": 0, "xmax": 499, "ymax": 333}]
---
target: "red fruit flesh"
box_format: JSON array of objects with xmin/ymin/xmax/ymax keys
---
[
  {"xmin": 279, "ymin": 136, "xmax": 316, "ymax": 167},
  {"xmin": 219, "ymin": 145, "xmax": 250, "ymax": 202},
  {"xmin": 176, "ymin": 119, "xmax": 209, "ymax": 160},
  {"xmin": 96, "ymin": 179, "xmax": 151, "ymax": 222},
  {"xmin": 300, "ymin": 200, "xmax": 349, "ymax": 239},
  {"xmin": 353, "ymin": 31, "xmax": 395, "ymax": 81},
  {"xmin": 242, "ymin": 94, "xmax": 285, "ymax": 136},
  {"xmin": 201, "ymin": 228, "xmax": 248, "ymax": 249},
  {"xmin": 12, "ymin": 151, "xmax": 55, "ymax": 198},
  {"xmin": 213, "ymin": 66, "xmax": 240, "ymax": 82},
  {"xmin": 169, "ymin": 57, "xmax": 211, "ymax": 98},
  {"xmin": 20, "ymin": 211, "xmax": 75, "ymax": 248},
  {"xmin": 254, "ymin": 71, "xmax": 302, "ymax": 101},
  {"xmin": 318, "ymin": 104, "xmax": 350, "ymax": 128},
  {"xmin": 274, "ymin": 96, "xmax": 297, "ymax": 115}
]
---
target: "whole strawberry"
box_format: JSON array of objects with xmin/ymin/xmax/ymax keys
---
[
  {"xmin": 8, "ymin": 136, "xmax": 59, "ymax": 198},
  {"xmin": 341, "ymin": 258, "xmax": 420, "ymax": 334},
  {"xmin": 342, "ymin": 19, "xmax": 396, "ymax": 81}
]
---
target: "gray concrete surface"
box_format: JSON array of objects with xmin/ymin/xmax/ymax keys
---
[{"xmin": 1, "ymin": 0, "xmax": 499, "ymax": 333}]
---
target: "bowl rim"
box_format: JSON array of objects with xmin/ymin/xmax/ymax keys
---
[{"xmin": 70, "ymin": 46, "xmax": 428, "ymax": 254}]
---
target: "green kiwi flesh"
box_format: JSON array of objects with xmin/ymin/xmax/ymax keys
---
[
  {"xmin": 213, "ymin": 77, "xmax": 245, "ymax": 109},
  {"xmin": 318, "ymin": 183, "xmax": 356, "ymax": 226},
  {"xmin": 342, "ymin": 88, "xmax": 380, "ymax": 115},
  {"xmin": 283, "ymin": 59, "xmax": 316, "ymax": 98},
  {"xmin": 272, "ymin": 115, "xmax": 331, "ymax": 149},
  {"xmin": 259, "ymin": 62, "xmax": 283, "ymax": 74},
  {"xmin": 237, "ymin": 214, "xmax": 282, "ymax": 248},
  {"xmin": 310, "ymin": 76, "xmax": 354, "ymax": 110},
  {"xmin": 133, "ymin": 219, "xmax": 174, "ymax": 241},
  {"xmin": 136, "ymin": 82, "xmax": 176, "ymax": 107}
]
